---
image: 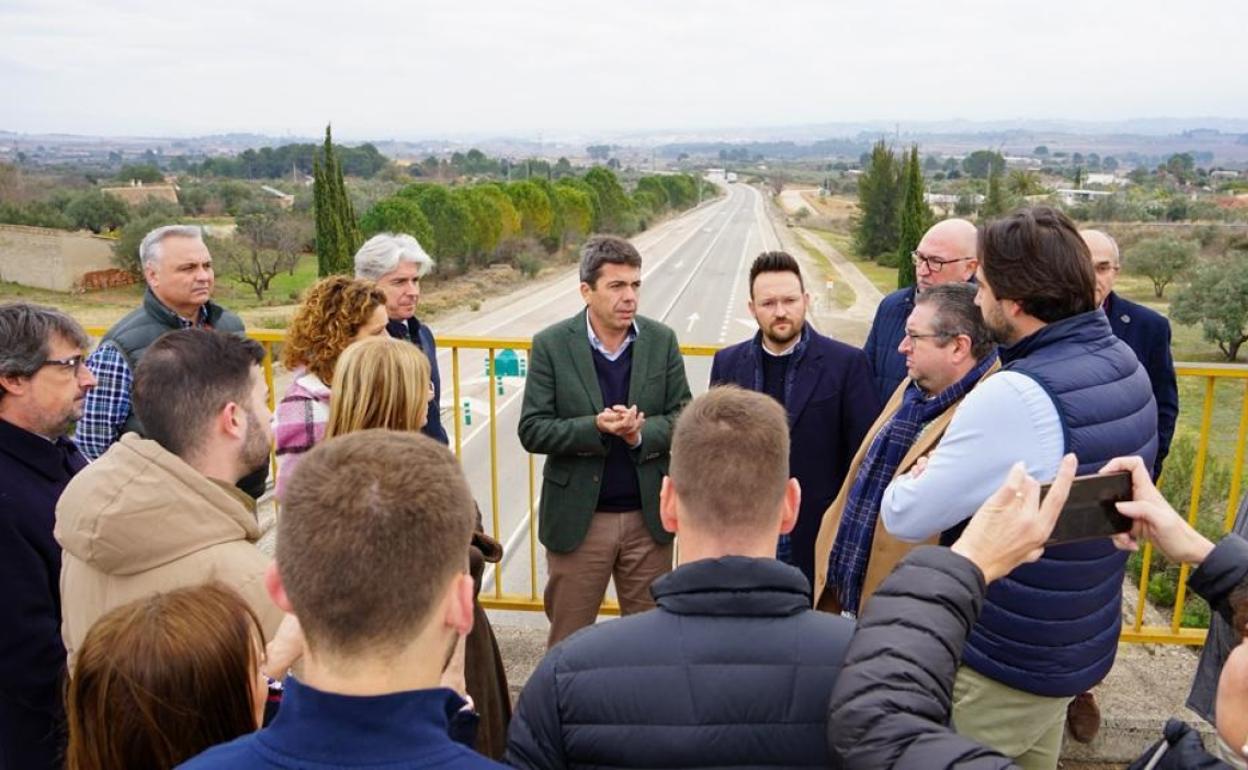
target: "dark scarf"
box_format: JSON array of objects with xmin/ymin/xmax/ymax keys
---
[{"xmin": 827, "ymin": 350, "xmax": 998, "ymax": 613}]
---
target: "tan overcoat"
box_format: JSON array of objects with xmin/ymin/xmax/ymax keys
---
[{"xmin": 811, "ymin": 360, "xmax": 1000, "ymax": 613}]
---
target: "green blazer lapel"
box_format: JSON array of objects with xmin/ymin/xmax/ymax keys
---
[
  {"xmin": 626, "ymin": 317, "xmax": 651, "ymax": 403},
  {"xmin": 568, "ymin": 310, "xmax": 605, "ymax": 413}
]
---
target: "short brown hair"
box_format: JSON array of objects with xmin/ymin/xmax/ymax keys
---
[
  {"xmin": 978, "ymin": 206, "xmax": 1096, "ymax": 322},
  {"xmin": 281, "ymin": 276, "xmax": 386, "ymax": 384},
  {"xmin": 325, "ymin": 336, "xmax": 431, "ymax": 439},
  {"xmin": 749, "ymin": 251, "xmax": 804, "ymax": 297},
  {"xmin": 280, "ymin": 430, "xmax": 475, "ymax": 656},
  {"xmin": 668, "ymin": 386, "xmax": 790, "ymax": 535},
  {"xmin": 579, "ymin": 234, "xmax": 642, "ymax": 287},
  {"xmin": 66, "ymin": 583, "xmax": 264, "ymax": 770},
  {"xmin": 133, "ymin": 329, "xmax": 265, "ymax": 458}
]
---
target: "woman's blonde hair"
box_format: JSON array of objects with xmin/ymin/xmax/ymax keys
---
[
  {"xmin": 281, "ymin": 276, "xmax": 386, "ymax": 384},
  {"xmin": 326, "ymin": 336, "xmax": 431, "ymax": 438}
]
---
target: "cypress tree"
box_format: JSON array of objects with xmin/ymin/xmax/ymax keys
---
[
  {"xmin": 313, "ymin": 124, "xmax": 362, "ymax": 276},
  {"xmin": 981, "ymin": 166, "xmax": 1007, "ymax": 219},
  {"xmin": 852, "ymin": 140, "xmax": 901, "ymax": 261},
  {"xmin": 895, "ymin": 145, "xmax": 932, "ymax": 289}
]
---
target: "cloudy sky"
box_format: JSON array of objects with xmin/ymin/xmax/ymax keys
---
[{"xmin": 2, "ymin": 0, "xmax": 1244, "ymax": 140}]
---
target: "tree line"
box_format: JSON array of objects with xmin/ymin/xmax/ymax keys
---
[{"xmin": 314, "ymin": 127, "xmax": 713, "ymax": 277}]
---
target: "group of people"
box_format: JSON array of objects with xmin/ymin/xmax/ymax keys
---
[{"xmin": 0, "ymin": 205, "xmax": 1241, "ymax": 770}]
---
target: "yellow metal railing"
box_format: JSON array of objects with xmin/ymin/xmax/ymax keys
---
[
  {"xmin": 83, "ymin": 326, "xmax": 1247, "ymax": 643},
  {"xmin": 1120, "ymin": 362, "xmax": 1248, "ymax": 646}
]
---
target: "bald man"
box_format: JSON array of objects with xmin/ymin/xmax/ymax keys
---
[
  {"xmin": 1082, "ymin": 230, "xmax": 1177, "ymax": 479},
  {"xmin": 863, "ymin": 219, "xmax": 979, "ymax": 402}
]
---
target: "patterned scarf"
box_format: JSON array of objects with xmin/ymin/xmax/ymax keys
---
[{"xmin": 827, "ymin": 350, "xmax": 997, "ymax": 614}]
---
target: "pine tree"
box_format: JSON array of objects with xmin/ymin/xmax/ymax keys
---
[
  {"xmin": 314, "ymin": 124, "xmax": 362, "ymax": 276},
  {"xmin": 895, "ymin": 145, "xmax": 931, "ymax": 289},
  {"xmin": 852, "ymin": 140, "xmax": 901, "ymax": 261}
]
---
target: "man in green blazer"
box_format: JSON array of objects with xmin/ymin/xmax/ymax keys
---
[{"xmin": 520, "ymin": 235, "xmax": 692, "ymax": 647}]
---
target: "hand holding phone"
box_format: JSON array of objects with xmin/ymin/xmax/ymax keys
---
[{"xmin": 1040, "ymin": 470, "xmax": 1133, "ymax": 545}]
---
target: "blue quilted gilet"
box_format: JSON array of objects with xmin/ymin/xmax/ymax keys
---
[{"xmin": 961, "ymin": 311, "xmax": 1158, "ymax": 697}]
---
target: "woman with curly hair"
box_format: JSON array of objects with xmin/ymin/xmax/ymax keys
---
[{"xmin": 274, "ymin": 276, "xmax": 387, "ymax": 498}]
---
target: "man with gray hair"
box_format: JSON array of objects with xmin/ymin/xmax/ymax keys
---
[
  {"xmin": 520, "ymin": 234, "xmax": 691, "ymax": 646},
  {"xmin": 76, "ymin": 225, "xmax": 262, "ymax": 492},
  {"xmin": 0, "ymin": 302, "xmax": 95, "ymax": 770},
  {"xmin": 354, "ymin": 232, "xmax": 447, "ymax": 443}
]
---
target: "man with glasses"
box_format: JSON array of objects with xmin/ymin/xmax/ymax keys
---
[
  {"xmin": 812, "ymin": 283, "xmax": 997, "ymax": 616},
  {"xmin": 0, "ymin": 302, "xmax": 96, "ymax": 770},
  {"xmin": 1082, "ymin": 229, "xmax": 1177, "ymax": 480},
  {"xmin": 1060, "ymin": 230, "xmax": 1180, "ymax": 745},
  {"xmin": 863, "ymin": 218, "xmax": 979, "ymax": 403},
  {"xmin": 710, "ymin": 251, "xmax": 879, "ymax": 587}
]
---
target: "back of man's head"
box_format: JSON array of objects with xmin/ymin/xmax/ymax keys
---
[
  {"xmin": 132, "ymin": 329, "xmax": 264, "ymax": 459},
  {"xmin": 668, "ymin": 386, "xmax": 789, "ymax": 539},
  {"xmin": 278, "ymin": 430, "xmax": 475, "ymax": 657},
  {"xmin": 978, "ymin": 206, "xmax": 1096, "ymax": 323}
]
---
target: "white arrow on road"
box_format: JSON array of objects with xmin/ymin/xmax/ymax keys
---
[{"xmin": 686, "ymin": 312, "xmax": 700, "ymax": 333}]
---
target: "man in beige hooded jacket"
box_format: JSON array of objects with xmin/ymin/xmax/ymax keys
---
[{"xmin": 56, "ymin": 329, "xmax": 283, "ymax": 665}]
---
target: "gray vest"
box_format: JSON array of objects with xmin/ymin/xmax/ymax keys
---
[{"xmin": 101, "ymin": 288, "xmax": 245, "ymax": 436}]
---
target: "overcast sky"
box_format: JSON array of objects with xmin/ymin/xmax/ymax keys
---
[{"xmin": 2, "ymin": 0, "xmax": 1245, "ymax": 141}]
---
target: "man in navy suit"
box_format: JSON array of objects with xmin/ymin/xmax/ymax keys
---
[
  {"xmin": 1063, "ymin": 229, "xmax": 1180, "ymax": 746},
  {"xmin": 1083, "ymin": 230, "xmax": 1178, "ymax": 479},
  {"xmin": 710, "ymin": 252, "xmax": 881, "ymax": 587},
  {"xmin": 863, "ymin": 219, "xmax": 979, "ymax": 403}
]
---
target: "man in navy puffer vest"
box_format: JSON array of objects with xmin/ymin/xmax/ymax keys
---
[
  {"xmin": 505, "ymin": 386, "xmax": 855, "ymax": 769},
  {"xmin": 876, "ymin": 206, "xmax": 1157, "ymax": 770}
]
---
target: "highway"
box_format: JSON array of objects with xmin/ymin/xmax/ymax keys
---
[{"xmin": 425, "ymin": 183, "xmax": 789, "ymax": 622}]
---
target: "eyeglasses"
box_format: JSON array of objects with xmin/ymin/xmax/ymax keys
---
[
  {"xmin": 903, "ymin": 331, "xmax": 949, "ymax": 343},
  {"xmin": 1094, "ymin": 262, "xmax": 1121, "ymax": 275},
  {"xmin": 911, "ymin": 252, "xmax": 972, "ymax": 273},
  {"xmin": 41, "ymin": 355, "xmax": 85, "ymax": 374}
]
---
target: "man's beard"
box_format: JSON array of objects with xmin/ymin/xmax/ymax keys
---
[
  {"xmin": 241, "ymin": 408, "xmax": 271, "ymax": 474},
  {"xmin": 763, "ymin": 320, "xmax": 801, "ymax": 348}
]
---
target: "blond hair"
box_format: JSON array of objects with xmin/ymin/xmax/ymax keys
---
[{"xmin": 325, "ymin": 336, "xmax": 431, "ymax": 439}]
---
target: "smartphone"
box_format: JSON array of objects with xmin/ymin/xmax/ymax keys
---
[{"xmin": 1040, "ymin": 470, "xmax": 1133, "ymax": 545}]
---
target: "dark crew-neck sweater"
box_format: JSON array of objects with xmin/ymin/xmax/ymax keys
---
[
  {"xmin": 591, "ymin": 345, "xmax": 642, "ymax": 512},
  {"xmin": 761, "ymin": 350, "xmax": 791, "ymax": 408}
]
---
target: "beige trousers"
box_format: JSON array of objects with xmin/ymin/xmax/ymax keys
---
[
  {"xmin": 544, "ymin": 510, "xmax": 673, "ymax": 648},
  {"xmin": 952, "ymin": 665, "xmax": 1074, "ymax": 770}
]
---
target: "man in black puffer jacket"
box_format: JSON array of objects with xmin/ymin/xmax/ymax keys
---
[
  {"xmin": 506, "ymin": 386, "xmax": 855, "ymax": 769},
  {"xmin": 827, "ymin": 455, "xmax": 1248, "ymax": 770}
]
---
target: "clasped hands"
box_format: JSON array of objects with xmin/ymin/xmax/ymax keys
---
[{"xmin": 596, "ymin": 404, "xmax": 644, "ymax": 447}]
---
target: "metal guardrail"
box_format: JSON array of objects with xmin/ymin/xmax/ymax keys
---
[
  {"xmin": 1121, "ymin": 363, "xmax": 1248, "ymax": 646},
  {"xmin": 83, "ymin": 326, "xmax": 1246, "ymax": 642}
]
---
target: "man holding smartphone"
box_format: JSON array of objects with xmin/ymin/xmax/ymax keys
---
[{"xmin": 877, "ymin": 207, "xmax": 1158, "ymax": 770}]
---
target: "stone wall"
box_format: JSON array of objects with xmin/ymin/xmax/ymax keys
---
[{"xmin": 0, "ymin": 224, "xmax": 118, "ymax": 292}]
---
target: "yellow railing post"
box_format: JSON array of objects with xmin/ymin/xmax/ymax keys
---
[
  {"xmin": 487, "ymin": 348, "xmax": 502, "ymax": 600},
  {"xmin": 452, "ymin": 347, "xmax": 462, "ymax": 460},
  {"xmin": 529, "ymin": 454, "xmax": 538, "ymax": 602},
  {"xmin": 1170, "ymin": 377, "xmax": 1216, "ymax": 634}
]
